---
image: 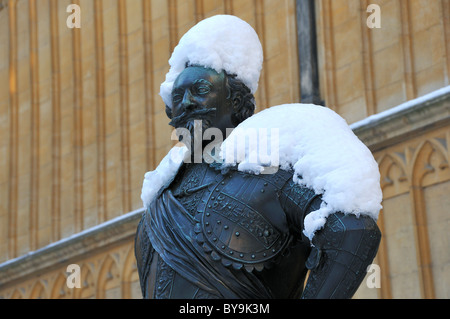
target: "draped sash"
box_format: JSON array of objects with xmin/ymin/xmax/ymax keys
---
[{"xmin": 144, "ymin": 189, "xmax": 273, "ymax": 299}]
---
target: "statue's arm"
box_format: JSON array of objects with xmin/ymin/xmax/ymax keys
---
[
  {"xmin": 134, "ymin": 212, "xmax": 155, "ymax": 299},
  {"xmin": 301, "ymin": 197, "xmax": 382, "ymax": 299}
]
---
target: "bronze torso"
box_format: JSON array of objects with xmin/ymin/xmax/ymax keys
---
[
  {"xmin": 135, "ymin": 162, "xmax": 381, "ymax": 299},
  {"xmin": 137, "ymin": 16, "xmax": 383, "ymax": 299}
]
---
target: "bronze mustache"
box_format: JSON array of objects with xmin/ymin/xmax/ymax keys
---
[{"xmin": 169, "ymin": 107, "xmax": 217, "ymax": 129}]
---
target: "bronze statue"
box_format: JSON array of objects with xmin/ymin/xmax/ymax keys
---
[{"xmin": 135, "ymin": 15, "xmax": 381, "ymax": 299}]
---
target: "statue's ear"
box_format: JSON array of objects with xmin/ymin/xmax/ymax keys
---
[
  {"xmin": 231, "ymin": 95, "xmax": 242, "ymax": 112},
  {"xmin": 165, "ymin": 105, "xmax": 173, "ymax": 119}
]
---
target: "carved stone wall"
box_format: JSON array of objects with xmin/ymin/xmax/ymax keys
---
[
  {"xmin": 354, "ymin": 124, "xmax": 450, "ymax": 299},
  {"xmin": 315, "ymin": 0, "xmax": 450, "ymax": 123},
  {"xmin": 0, "ymin": 240, "xmax": 141, "ymax": 299}
]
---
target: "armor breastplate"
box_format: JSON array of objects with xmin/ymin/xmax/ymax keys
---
[{"xmin": 169, "ymin": 163, "xmax": 294, "ymax": 272}]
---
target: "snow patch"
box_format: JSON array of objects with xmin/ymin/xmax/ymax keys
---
[
  {"xmin": 141, "ymin": 146, "xmax": 189, "ymax": 208},
  {"xmin": 160, "ymin": 15, "xmax": 263, "ymax": 108}
]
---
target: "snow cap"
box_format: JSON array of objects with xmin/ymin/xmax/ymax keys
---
[{"xmin": 160, "ymin": 15, "xmax": 263, "ymax": 108}]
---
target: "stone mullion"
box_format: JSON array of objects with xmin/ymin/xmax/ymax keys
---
[
  {"xmin": 399, "ymin": 0, "xmax": 417, "ymax": 100},
  {"xmin": 223, "ymin": 0, "xmax": 233, "ymax": 15},
  {"xmin": 49, "ymin": 0, "xmax": 62, "ymax": 242},
  {"xmin": 195, "ymin": 0, "xmax": 205, "ymax": 22},
  {"xmin": 374, "ymin": 209, "xmax": 392, "ymax": 299},
  {"xmin": 254, "ymin": 0, "xmax": 269, "ymax": 110},
  {"xmin": 72, "ymin": 0, "xmax": 84, "ymax": 233},
  {"xmin": 441, "ymin": 0, "xmax": 450, "ymax": 86},
  {"xmin": 359, "ymin": 0, "xmax": 376, "ymax": 117},
  {"xmin": 409, "ymin": 143, "xmax": 436, "ymax": 299},
  {"xmin": 168, "ymin": 0, "xmax": 178, "ymax": 53},
  {"xmin": 28, "ymin": 0, "xmax": 40, "ymax": 252},
  {"xmin": 94, "ymin": 0, "xmax": 107, "ymax": 223},
  {"xmin": 118, "ymin": 0, "xmax": 132, "ymax": 214},
  {"xmin": 319, "ymin": 0, "xmax": 337, "ymax": 110},
  {"xmin": 8, "ymin": 0, "xmax": 19, "ymax": 259},
  {"xmin": 409, "ymin": 184, "xmax": 435, "ymax": 299},
  {"xmin": 142, "ymin": 0, "xmax": 157, "ymax": 171}
]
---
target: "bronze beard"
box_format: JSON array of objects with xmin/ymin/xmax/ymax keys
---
[
  {"xmin": 168, "ymin": 107, "xmax": 216, "ymax": 162},
  {"xmin": 166, "ymin": 72, "xmax": 256, "ymax": 160}
]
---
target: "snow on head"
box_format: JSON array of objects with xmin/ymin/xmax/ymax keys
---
[
  {"xmin": 220, "ymin": 104, "xmax": 383, "ymax": 240},
  {"xmin": 160, "ymin": 15, "xmax": 263, "ymax": 108}
]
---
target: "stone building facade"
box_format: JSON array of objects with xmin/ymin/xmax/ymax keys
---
[{"xmin": 0, "ymin": 0, "xmax": 448, "ymax": 299}]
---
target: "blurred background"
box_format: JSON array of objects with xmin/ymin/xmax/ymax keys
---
[{"xmin": 0, "ymin": 0, "xmax": 448, "ymax": 299}]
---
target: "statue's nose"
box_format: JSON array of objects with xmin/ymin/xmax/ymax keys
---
[{"xmin": 181, "ymin": 90, "xmax": 196, "ymax": 111}]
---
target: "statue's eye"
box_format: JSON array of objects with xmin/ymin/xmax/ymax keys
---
[
  {"xmin": 172, "ymin": 93, "xmax": 183, "ymax": 104},
  {"xmin": 195, "ymin": 85, "xmax": 211, "ymax": 95}
]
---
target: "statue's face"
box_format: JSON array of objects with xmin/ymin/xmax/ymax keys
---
[{"xmin": 169, "ymin": 66, "xmax": 234, "ymax": 137}]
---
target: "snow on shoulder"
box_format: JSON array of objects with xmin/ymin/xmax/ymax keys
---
[
  {"xmin": 141, "ymin": 146, "xmax": 188, "ymax": 209},
  {"xmin": 220, "ymin": 103, "xmax": 383, "ymax": 240}
]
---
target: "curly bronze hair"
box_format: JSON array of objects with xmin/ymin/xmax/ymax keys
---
[{"xmin": 224, "ymin": 72, "xmax": 256, "ymax": 127}]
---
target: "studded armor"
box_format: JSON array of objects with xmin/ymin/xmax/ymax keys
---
[{"xmin": 135, "ymin": 162, "xmax": 381, "ymax": 299}]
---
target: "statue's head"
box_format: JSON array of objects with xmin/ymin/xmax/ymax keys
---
[
  {"xmin": 159, "ymin": 14, "xmax": 263, "ymax": 140},
  {"xmin": 166, "ymin": 65, "xmax": 255, "ymax": 137}
]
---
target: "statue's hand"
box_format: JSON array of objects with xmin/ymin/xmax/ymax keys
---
[{"xmin": 305, "ymin": 243, "xmax": 322, "ymax": 270}]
